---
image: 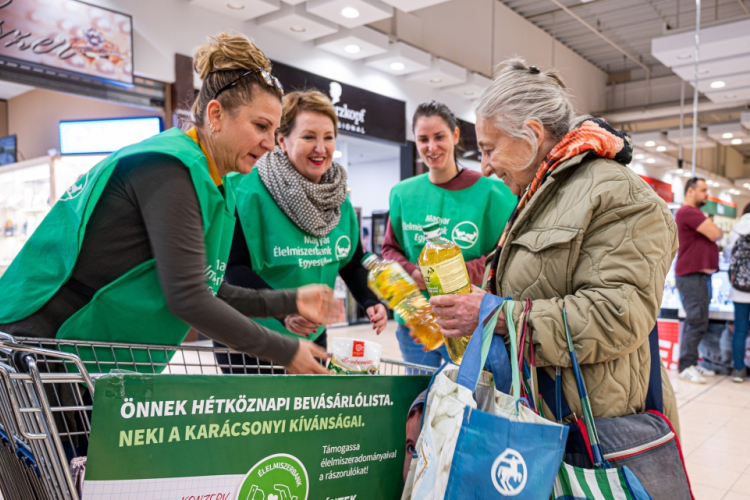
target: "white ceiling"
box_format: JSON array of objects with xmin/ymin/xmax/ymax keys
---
[
  {"xmin": 652, "ymin": 18, "xmax": 750, "ymax": 105},
  {"xmin": 0, "ymin": 81, "xmax": 34, "ymax": 100}
]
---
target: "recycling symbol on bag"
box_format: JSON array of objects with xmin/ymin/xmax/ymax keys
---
[
  {"xmin": 236, "ymin": 454, "xmax": 308, "ymax": 500},
  {"xmin": 491, "ymin": 448, "xmax": 527, "ymax": 495}
]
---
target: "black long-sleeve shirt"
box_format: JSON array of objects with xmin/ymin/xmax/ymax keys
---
[{"xmin": 0, "ymin": 153, "xmax": 301, "ymax": 364}]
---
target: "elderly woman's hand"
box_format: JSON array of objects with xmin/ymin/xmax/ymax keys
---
[
  {"xmin": 430, "ymin": 286, "xmax": 509, "ymax": 337},
  {"xmin": 430, "ymin": 286, "xmax": 485, "ymax": 337}
]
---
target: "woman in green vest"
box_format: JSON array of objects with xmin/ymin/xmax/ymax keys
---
[
  {"xmin": 382, "ymin": 101, "xmax": 516, "ymax": 367},
  {"xmin": 219, "ymin": 89, "xmax": 387, "ymax": 370},
  {"xmin": 0, "ymin": 33, "xmax": 335, "ymax": 375}
]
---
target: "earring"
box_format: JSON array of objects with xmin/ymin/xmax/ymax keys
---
[{"xmin": 209, "ymin": 123, "xmax": 216, "ymax": 133}]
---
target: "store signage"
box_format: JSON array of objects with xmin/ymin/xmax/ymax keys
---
[
  {"xmin": 272, "ymin": 61, "xmax": 406, "ymax": 144},
  {"xmin": 0, "ymin": 0, "xmax": 133, "ymax": 85},
  {"xmin": 702, "ymin": 195, "xmax": 737, "ymax": 218},
  {"xmin": 83, "ymin": 373, "xmax": 429, "ymax": 500},
  {"xmin": 638, "ymin": 175, "xmax": 674, "ymax": 203}
]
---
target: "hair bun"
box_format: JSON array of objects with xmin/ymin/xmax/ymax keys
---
[{"xmin": 193, "ymin": 31, "xmax": 271, "ymax": 81}]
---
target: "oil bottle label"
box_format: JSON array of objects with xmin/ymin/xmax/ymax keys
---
[{"xmin": 420, "ymin": 254, "xmax": 470, "ymax": 295}]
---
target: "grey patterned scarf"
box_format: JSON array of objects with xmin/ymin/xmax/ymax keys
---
[{"xmin": 257, "ymin": 147, "xmax": 348, "ymax": 237}]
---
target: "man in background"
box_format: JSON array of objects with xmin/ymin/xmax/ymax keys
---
[{"xmin": 675, "ymin": 177, "xmax": 723, "ymax": 383}]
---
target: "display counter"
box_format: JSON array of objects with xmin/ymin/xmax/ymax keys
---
[{"xmin": 0, "ymin": 154, "xmax": 104, "ymax": 274}]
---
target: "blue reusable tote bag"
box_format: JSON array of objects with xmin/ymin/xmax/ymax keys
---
[{"xmin": 442, "ymin": 295, "xmax": 569, "ymax": 499}]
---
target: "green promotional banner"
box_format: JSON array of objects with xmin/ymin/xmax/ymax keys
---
[{"xmin": 84, "ymin": 374, "xmax": 430, "ymax": 500}]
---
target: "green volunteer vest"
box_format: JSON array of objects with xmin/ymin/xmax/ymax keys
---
[
  {"xmin": 233, "ymin": 169, "xmax": 357, "ymax": 341},
  {"xmin": 388, "ymin": 172, "xmax": 516, "ymax": 323},
  {"xmin": 0, "ymin": 128, "xmax": 235, "ymax": 372}
]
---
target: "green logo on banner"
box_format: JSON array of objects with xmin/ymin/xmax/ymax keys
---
[{"xmin": 236, "ymin": 453, "xmax": 309, "ymax": 500}]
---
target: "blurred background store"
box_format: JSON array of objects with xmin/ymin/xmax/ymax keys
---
[{"xmin": 1, "ymin": 0, "xmax": 750, "ymax": 496}]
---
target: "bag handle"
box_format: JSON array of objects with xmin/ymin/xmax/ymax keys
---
[
  {"xmin": 455, "ymin": 294, "xmax": 505, "ymax": 392},
  {"xmin": 562, "ymin": 306, "xmax": 609, "ymax": 469},
  {"xmin": 506, "ymin": 300, "xmax": 521, "ymax": 403}
]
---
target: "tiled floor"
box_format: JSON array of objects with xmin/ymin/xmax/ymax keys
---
[
  {"xmin": 330, "ymin": 320, "xmax": 750, "ymax": 499},
  {"xmin": 670, "ymin": 369, "xmax": 750, "ymax": 498}
]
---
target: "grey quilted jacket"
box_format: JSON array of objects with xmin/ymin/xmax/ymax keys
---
[{"xmin": 492, "ymin": 151, "xmax": 680, "ymax": 432}]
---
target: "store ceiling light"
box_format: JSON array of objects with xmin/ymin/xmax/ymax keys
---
[
  {"xmin": 190, "ymin": 0, "xmax": 279, "ymax": 21},
  {"xmin": 315, "ymin": 26, "xmax": 388, "ymax": 60},
  {"xmin": 635, "ymin": 153, "xmax": 644, "ymax": 159},
  {"xmin": 652, "ymin": 19, "xmax": 750, "ymax": 70},
  {"xmin": 631, "ymin": 131, "xmax": 673, "ymax": 151},
  {"xmin": 710, "ymin": 80, "xmax": 726, "ymax": 89},
  {"xmin": 443, "ymin": 72, "xmax": 492, "ymax": 100},
  {"xmin": 707, "ymin": 122, "xmax": 749, "ymax": 145},
  {"xmin": 333, "ymin": 150, "xmax": 343, "ymax": 158},
  {"xmin": 676, "ymin": 168, "xmax": 684, "ymax": 174},
  {"xmin": 646, "ymin": 158, "xmax": 656, "ymax": 164},
  {"xmin": 257, "ymin": 4, "xmax": 338, "ymax": 41},
  {"xmin": 341, "ymin": 7, "xmax": 360, "ymax": 18},
  {"xmin": 306, "ymin": 0, "xmax": 393, "ymax": 29},
  {"xmin": 656, "ymin": 146, "xmax": 667, "ymax": 152},
  {"xmin": 407, "ymin": 58, "xmax": 467, "ymax": 89},
  {"xmin": 365, "ymin": 42, "xmax": 430, "ymax": 75},
  {"xmin": 732, "ymin": 138, "xmax": 743, "ymax": 145}
]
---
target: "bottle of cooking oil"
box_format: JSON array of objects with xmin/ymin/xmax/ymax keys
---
[
  {"xmin": 361, "ymin": 253, "xmax": 445, "ymax": 352},
  {"xmin": 418, "ymin": 221, "xmax": 471, "ymax": 363}
]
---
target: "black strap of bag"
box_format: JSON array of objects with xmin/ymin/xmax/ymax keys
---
[{"xmin": 538, "ymin": 322, "xmax": 662, "ymax": 421}]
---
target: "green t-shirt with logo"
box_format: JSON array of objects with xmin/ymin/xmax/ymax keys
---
[
  {"xmin": 388, "ymin": 172, "xmax": 515, "ymax": 323},
  {"xmin": 232, "ymin": 169, "xmax": 357, "ymax": 341}
]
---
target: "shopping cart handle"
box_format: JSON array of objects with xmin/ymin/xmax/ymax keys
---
[
  {"xmin": 12, "ymin": 350, "xmax": 35, "ymax": 373},
  {"xmin": 0, "ymin": 332, "xmax": 16, "ymax": 344}
]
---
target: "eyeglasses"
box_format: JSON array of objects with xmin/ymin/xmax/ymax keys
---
[{"xmin": 211, "ymin": 68, "xmax": 284, "ymax": 101}]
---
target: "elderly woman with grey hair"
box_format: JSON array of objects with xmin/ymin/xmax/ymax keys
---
[{"xmin": 430, "ymin": 59, "xmax": 680, "ymax": 431}]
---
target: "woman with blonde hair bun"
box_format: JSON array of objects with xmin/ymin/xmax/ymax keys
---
[{"xmin": 0, "ymin": 32, "xmax": 336, "ymax": 375}]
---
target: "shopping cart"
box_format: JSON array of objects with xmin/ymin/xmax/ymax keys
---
[{"xmin": 0, "ymin": 334, "xmax": 436, "ymax": 500}]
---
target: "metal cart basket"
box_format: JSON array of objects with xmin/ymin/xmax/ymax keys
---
[{"xmin": 0, "ymin": 334, "xmax": 436, "ymax": 500}]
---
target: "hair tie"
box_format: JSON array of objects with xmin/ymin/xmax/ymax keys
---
[{"xmin": 529, "ymin": 66, "xmax": 541, "ymax": 74}]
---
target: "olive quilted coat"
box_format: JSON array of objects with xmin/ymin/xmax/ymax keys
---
[{"xmin": 491, "ymin": 151, "xmax": 680, "ymax": 433}]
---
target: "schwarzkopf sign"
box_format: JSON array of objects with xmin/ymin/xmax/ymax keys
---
[{"xmin": 272, "ymin": 61, "xmax": 406, "ymax": 144}]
